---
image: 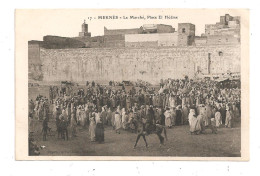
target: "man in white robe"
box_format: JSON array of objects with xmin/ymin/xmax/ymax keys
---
[
  {"xmin": 188, "ymin": 109, "xmax": 201, "ymax": 134},
  {"xmin": 164, "ymin": 108, "xmax": 172, "ymax": 128},
  {"xmin": 215, "ymin": 110, "xmax": 222, "ymax": 127},
  {"xmin": 121, "ymin": 108, "xmax": 128, "ymax": 130},
  {"xmin": 225, "ymin": 107, "xmax": 233, "ymax": 128},
  {"xmin": 114, "ymin": 112, "xmax": 122, "ymax": 133}
]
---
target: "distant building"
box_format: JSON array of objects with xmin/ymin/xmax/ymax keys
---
[
  {"xmin": 74, "ymin": 36, "xmax": 105, "ymax": 48},
  {"xmin": 142, "ymin": 24, "xmax": 175, "ymax": 34},
  {"xmin": 158, "ymin": 33, "xmax": 178, "ymax": 47},
  {"xmin": 104, "ymin": 26, "xmax": 143, "ymax": 36},
  {"xmin": 104, "ymin": 24, "xmax": 175, "ymax": 36},
  {"xmin": 177, "ymin": 23, "xmax": 195, "ymax": 46},
  {"xmin": 104, "ymin": 24, "xmax": 176, "ymax": 47},
  {"xmin": 79, "ymin": 21, "xmax": 91, "ymax": 37},
  {"xmin": 125, "ymin": 33, "xmax": 159, "ymax": 48},
  {"xmin": 205, "ymin": 14, "xmax": 240, "ymax": 42},
  {"xmin": 206, "ymin": 35, "xmax": 240, "ymax": 45},
  {"xmin": 125, "ymin": 33, "xmax": 178, "ymax": 47},
  {"xmin": 29, "ymin": 14, "xmax": 241, "ymax": 50},
  {"xmin": 42, "ymin": 35, "xmax": 86, "ymax": 49}
]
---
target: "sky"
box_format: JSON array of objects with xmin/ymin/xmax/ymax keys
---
[{"xmin": 15, "ymin": 9, "xmax": 245, "ymax": 41}]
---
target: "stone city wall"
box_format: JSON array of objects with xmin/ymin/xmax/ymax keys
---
[
  {"xmin": 28, "ymin": 43, "xmax": 43, "ymax": 81},
  {"xmin": 39, "ymin": 45, "xmax": 240, "ymax": 84}
]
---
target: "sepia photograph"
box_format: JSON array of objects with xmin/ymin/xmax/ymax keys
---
[{"xmin": 15, "ymin": 9, "xmax": 249, "ymax": 160}]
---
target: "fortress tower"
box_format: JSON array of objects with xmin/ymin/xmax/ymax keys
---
[{"xmin": 177, "ymin": 23, "xmax": 195, "ymax": 46}]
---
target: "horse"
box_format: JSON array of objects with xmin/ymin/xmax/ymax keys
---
[{"xmin": 134, "ymin": 119, "xmax": 167, "ymax": 148}]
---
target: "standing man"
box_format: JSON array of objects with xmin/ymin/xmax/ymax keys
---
[{"xmin": 42, "ymin": 117, "xmax": 49, "ymax": 141}]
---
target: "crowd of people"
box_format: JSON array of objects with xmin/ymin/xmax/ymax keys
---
[{"xmin": 28, "ymin": 78, "xmax": 241, "ymax": 143}]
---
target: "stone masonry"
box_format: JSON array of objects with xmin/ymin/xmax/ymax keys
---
[{"xmin": 40, "ymin": 44, "xmax": 240, "ymax": 84}]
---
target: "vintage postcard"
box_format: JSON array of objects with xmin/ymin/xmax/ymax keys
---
[{"xmin": 15, "ymin": 9, "xmax": 249, "ymax": 160}]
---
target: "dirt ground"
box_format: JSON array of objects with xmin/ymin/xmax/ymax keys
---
[{"xmin": 30, "ymin": 118, "xmax": 241, "ymax": 157}]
